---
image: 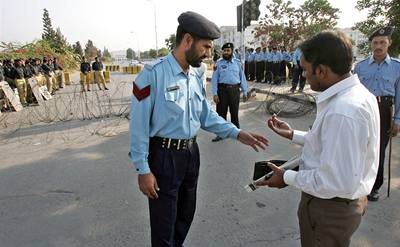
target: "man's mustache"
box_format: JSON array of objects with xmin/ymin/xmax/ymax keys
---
[{"xmin": 374, "ymin": 49, "xmax": 383, "ymax": 53}]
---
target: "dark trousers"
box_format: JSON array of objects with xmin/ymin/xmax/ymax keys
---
[
  {"xmin": 291, "ymin": 65, "xmax": 306, "ymax": 91},
  {"xmin": 372, "ymin": 98, "xmax": 393, "ymax": 192},
  {"xmin": 280, "ymin": 61, "xmax": 287, "ymax": 81},
  {"xmin": 264, "ymin": 62, "xmax": 273, "ymax": 83},
  {"xmin": 298, "ymin": 193, "xmax": 367, "ymax": 247},
  {"xmin": 216, "ymin": 84, "xmax": 240, "ymax": 128},
  {"xmin": 244, "ymin": 61, "xmax": 249, "ymax": 80},
  {"xmin": 148, "ymin": 140, "xmax": 200, "ymax": 247},
  {"xmin": 255, "ymin": 61, "xmax": 264, "ymax": 82},
  {"xmin": 248, "ymin": 62, "xmax": 255, "ymax": 81},
  {"xmin": 271, "ymin": 63, "xmax": 281, "ymax": 83}
]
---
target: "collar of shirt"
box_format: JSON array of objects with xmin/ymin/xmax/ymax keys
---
[
  {"xmin": 316, "ymin": 74, "xmax": 359, "ymax": 104},
  {"xmin": 368, "ymin": 54, "xmax": 391, "ymax": 65},
  {"xmin": 166, "ymin": 52, "xmax": 196, "ymax": 77}
]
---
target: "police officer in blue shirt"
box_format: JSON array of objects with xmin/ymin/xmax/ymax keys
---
[
  {"xmin": 290, "ymin": 46, "xmax": 306, "ymax": 92},
  {"xmin": 248, "ymin": 48, "xmax": 256, "ymax": 81},
  {"xmin": 129, "ymin": 12, "xmax": 269, "ymax": 247},
  {"xmin": 354, "ymin": 26, "xmax": 400, "ymax": 202},
  {"xmin": 211, "ymin": 42, "xmax": 248, "ymax": 142}
]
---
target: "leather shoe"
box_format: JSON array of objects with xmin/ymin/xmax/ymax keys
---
[{"xmin": 367, "ymin": 190, "xmax": 379, "ymax": 201}]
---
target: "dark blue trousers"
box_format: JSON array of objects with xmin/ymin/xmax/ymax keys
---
[{"xmin": 147, "ymin": 141, "xmax": 200, "ymax": 247}]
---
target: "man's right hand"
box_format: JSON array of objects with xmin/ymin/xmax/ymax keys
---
[
  {"xmin": 138, "ymin": 172, "xmax": 160, "ymax": 199},
  {"xmin": 213, "ymin": 95, "xmax": 219, "ymax": 104},
  {"xmin": 267, "ymin": 114, "xmax": 294, "ymax": 140}
]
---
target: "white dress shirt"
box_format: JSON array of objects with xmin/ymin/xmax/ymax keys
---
[{"xmin": 284, "ymin": 74, "xmax": 380, "ymax": 199}]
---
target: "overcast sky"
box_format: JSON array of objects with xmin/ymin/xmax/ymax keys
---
[{"xmin": 0, "ymin": 0, "xmax": 367, "ymax": 52}]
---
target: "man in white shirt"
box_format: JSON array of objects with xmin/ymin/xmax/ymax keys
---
[{"xmin": 257, "ymin": 31, "xmax": 380, "ymax": 247}]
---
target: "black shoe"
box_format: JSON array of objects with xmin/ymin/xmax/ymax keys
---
[
  {"xmin": 212, "ymin": 136, "xmax": 223, "ymax": 142},
  {"xmin": 87, "ymin": 89, "xmax": 91, "ymax": 92},
  {"xmin": 105, "ymin": 87, "xmax": 109, "ymax": 90},
  {"xmin": 367, "ymin": 190, "xmax": 379, "ymax": 201}
]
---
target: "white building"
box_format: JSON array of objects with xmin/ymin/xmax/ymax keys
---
[{"xmin": 214, "ymin": 24, "xmax": 260, "ymax": 50}]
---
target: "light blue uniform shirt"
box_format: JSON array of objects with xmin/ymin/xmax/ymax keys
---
[
  {"xmin": 129, "ymin": 53, "xmax": 240, "ymax": 174},
  {"xmin": 254, "ymin": 52, "xmax": 264, "ymax": 62},
  {"xmin": 266, "ymin": 52, "xmax": 273, "ymax": 62},
  {"xmin": 292, "ymin": 48, "xmax": 302, "ymax": 65},
  {"xmin": 234, "ymin": 51, "xmax": 242, "ymax": 60},
  {"xmin": 247, "ymin": 52, "xmax": 255, "ymax": 62},
  {"xmin": 272, "ymin": 52, "xmax": 281, "ymax": 63},
  {"xmin": 211, "ymin": 58, "xmax": 248, "ymax": 96},
  {"xmin": 282, "ymin": 51, "xmax": 291, "ymax": 62},
  {"xmin": 354, "ymin": 55, "xmax": 400, "ymax": 124}
]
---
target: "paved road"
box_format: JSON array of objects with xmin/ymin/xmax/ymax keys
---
[{"xmin": 0, "ymin": 73, "xmax": 399, "ymax": 246}]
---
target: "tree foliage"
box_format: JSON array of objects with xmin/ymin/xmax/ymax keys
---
[
  {"xmin": 126, "ymin": 48, "xmax": 135, "ymax": 60},
  {"xmin": 165, "ymin": 34, "xmax": 176, "ymax": 51},
  {"xmin": 84, "ymin": 40, "xmax": 99, "ymax": 59},
  {"xmin": 354, "ymin": 0, "xmax": 400, "ymax": 56},
  {"xmin": 72, "ymin": 41, "xmax": 83, "ymax": 56},
  {"xmin": 254, "ymin": 0, "xmax": 339, "ymax": 50}
]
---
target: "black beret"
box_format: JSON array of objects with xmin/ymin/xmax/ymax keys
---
[
  {"xmin": 178, "ymin": 11, "xmax": 221, "ymax": 40},
  {"xmin": 369, "ymin": 26, "xmax": 394, "ymax": 41},
  {"xmin": 222, "ymin": 42, "xmax": 234, "ymax": 50}
]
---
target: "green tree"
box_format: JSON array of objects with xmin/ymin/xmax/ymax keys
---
[
  {"xmin": 73, "ymin": 41, "xmax": 83, "ymax": 56},
  {"xmin": 255, "ymin": 0, "xmax": 339, "ymax": 50},
  {"xmin": 354, "ymin": 0, "xmax": 400, "ymax": 56},
  {"xmin": 149, "ymin": 49, "xmax": 157, "ymax": 58},
  {"xmin": 97, "ymin": 49, "xmax": 102, "ymax": 58},
  {"xmin": 158, "ymin": 47, "xmax": 169, "ymax": 57},
  {"xmin": 103, "ymin": 47, "xmax": 111, "ymax": 58},
  {"xmin": 126, "ymin": 48, "xmax": 134, "ymax": 60},
  {"xmin": 84, "ymin": 40, "xmax": 98, "ymax": 59},
  {"xmin": 42, "ymin": 8, "xmax": 56, "ymax": 42},
  {"xmin": 165, "ymin": 34, "xmax": 176, "ymax": 51}
]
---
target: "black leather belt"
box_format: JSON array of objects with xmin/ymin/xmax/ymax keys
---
[
  {"xmin": 218, "ymin": 83, "xmax": 240, "ymax": 88},
  {"xmin": 150, "ymin": 136, "xmax": 197, "ymax": 150},
  {"xmin": 377, "ymin": 96, "xmax": 393, "ymax": 105}
]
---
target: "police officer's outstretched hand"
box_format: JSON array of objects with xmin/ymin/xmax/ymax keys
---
[
  {"xmin": 213, "ymin": 95, "xmax": 219, "ymax": 104},
  {"xmin": 237, "ymin": 131, "xmax": 269, "ymax": 152},
  {"xmin": 267, "ymin": 114, "xmax": 293, "ymax": 140},
  {"xmin": 138, "ymin": 173, "xmax": 160, "ymax": 199}
]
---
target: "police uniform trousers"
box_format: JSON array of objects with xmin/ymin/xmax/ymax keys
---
[
  {"xmin": 272, "ymin": 62, "xmax": 281, "ymax": 84},
  {"xmin": 298, "ymin": 192, "xmax": 367, "ymax": 247},
  {"xmin": 264, "ymin": 62, "xmax": 273, "ymax": 83},
  {"xmin": 14, "ymin": 79, "xmax": 27, "ymax": 104},
  {"xmin": 54, "ymin": 70, "xmax": 64, "ymax": 88},
  {"xmin": 80, "ymin": 73, "xmax": 91, "ymax": 91},
  {"xmin": 291, "ymin": 64, "xmax": 306, "ymax": 91},
  {"xmin": 279, "ymin": 61, "xmax": 287, "ymax": 82},
  {"xmin": 216, "ymin": 83, "xmax": 240, "ymax": 128},
  {"xmin": 94, "ymin": 71, "xmax": 107, "ymax": 89},
  {"xmin": 148, "ymin": 137, "xmax": 200, "ymax": 247},
  {"xmin": 244, "ymin": 61, "xmax": 249, "ymax": 80},
  {"xmin": 372, "ymin": 96, "xmax": 393, "ymax": 192},
  {"xmin": 255, "ymin": 61, "xmax": 264, "ymax": 82},
  {"xmin": 248, "ymin": 61, "xmax": 255, "ymax": 81}
]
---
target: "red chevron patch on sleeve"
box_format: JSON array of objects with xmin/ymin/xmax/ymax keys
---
[{"xmin": 132, "ymin": 81, "xmax": 151, "ymax": 101}]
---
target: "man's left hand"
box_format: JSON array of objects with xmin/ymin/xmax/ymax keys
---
[
  {"xmin": 389, "ymin": 122, "xmax": 400, "ymax": 137},
  {"xmin": 237, "ymin": 131, "xmax": 269, "ymax": 152},
  {"xmin": 256, "ymin": 162, "xmax": 287, "ymax": 189},
  {"xmin": 242, "ymin": 95, "xmax": 247, "ymax": 102}
]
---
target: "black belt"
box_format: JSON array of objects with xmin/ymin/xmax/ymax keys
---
[
  {"xmin": 302, "ymin": 192, "xmax": 356, "ymax": 204},
  {"xmin": 150, "ymin": 136, "xmax": 197, "ymax": 151},
  {"xmin": 377, "ymin": 96, "xmax": 393, "ymax": 105},
  {"xmin": 218, "ymin": 83, "xmax": 240, "ymax": 88}
]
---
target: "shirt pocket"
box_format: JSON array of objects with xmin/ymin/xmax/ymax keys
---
[
  {"xmin": 382, "ymin": 75, "xmax": 395, "ymax": 92},
  {"xmin": 164, "ymin": 89, "xmax": 185, "ymax": 114}
]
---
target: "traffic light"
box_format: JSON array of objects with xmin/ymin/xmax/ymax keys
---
[{"xmin": 237, "ymin": 0, "xmax": 261, "ymax": 32}]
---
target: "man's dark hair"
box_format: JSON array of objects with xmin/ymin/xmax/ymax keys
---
[
  {"xmin": 299, "ymin": 31, "xmax": 353, "ymax": 76},
  {"xmin": 176, "ymin": 25, "xmax": 200, "ymax": 46}
]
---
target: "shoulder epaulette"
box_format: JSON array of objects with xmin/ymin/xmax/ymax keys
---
[{"xmin": 144, "ymin": 57, "xmax": 165, "ymax": 70}]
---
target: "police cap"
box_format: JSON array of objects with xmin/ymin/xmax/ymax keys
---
[
  {"xmin": 369, "ymin": 26, "xmax": 394, "ymax": 41},
  {"xmin": 222, "ymin": 42, "xmax": 234, "ymax": 50},
  {"xmin": 178, "ymin": 11, "xmax": 221, "ymax": 40}
]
